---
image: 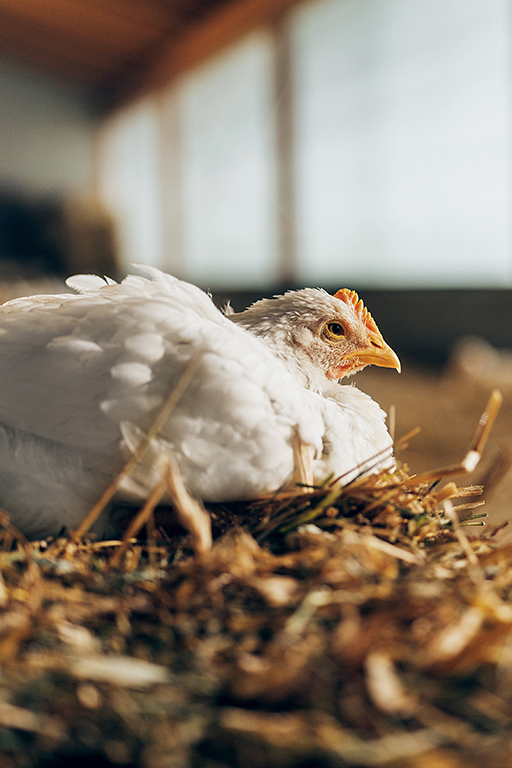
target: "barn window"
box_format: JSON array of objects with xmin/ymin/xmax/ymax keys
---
[
  {"xmin": 179, "ymin": 32, "xmax": 279, "ymax": 287},
  {"xmin": 291, "ymin": 0, "xmax": 512, "ymax": 288}
]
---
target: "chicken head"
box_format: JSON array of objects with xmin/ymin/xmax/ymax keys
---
[{"xmin": 229, "ymin": 287, "xmax": 400, "ymax": 391}]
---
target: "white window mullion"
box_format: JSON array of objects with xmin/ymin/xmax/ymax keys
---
[
  {"xmin": 158, "ymin": 85, "xmax": 184, "ymax": 278},
  {"xmin": 95, "ymin": 96, "xmax": 164, "ymax": 272}
]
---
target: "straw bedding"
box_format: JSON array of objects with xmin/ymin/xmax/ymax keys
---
[{"xmin": 0, "ymin": 377, "xmax": 511, "ymax": 767}]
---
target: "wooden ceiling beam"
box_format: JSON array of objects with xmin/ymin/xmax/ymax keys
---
[
  {"xmin": 107, "ymin": 0, "xmax": 304, "ymax": 106},
  {"xmin": 154, "ymin": 0, "xmax": 301, "ymax": 80},
  {"xmin": 0, "ymin": 0, "xmax": 172, "ymax": 52}
]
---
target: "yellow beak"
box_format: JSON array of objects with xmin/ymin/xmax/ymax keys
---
[
  {"xmin": 326, "ymin": 332, "xmax": 401, "ymax": 380},
  {"xmin": 336, "ymin": 332, "xmax": 401, "ymax": 374},
  {"xmin": 356, "ymin": 340, "xmax": 401, "ymax": 372}
]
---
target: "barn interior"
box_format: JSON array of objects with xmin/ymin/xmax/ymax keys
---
[{"xmin": 1, "ymin": 1, "xmax": 512, "ymax": 766}]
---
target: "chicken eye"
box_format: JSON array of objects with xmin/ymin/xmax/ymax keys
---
[{"xmin": 324, "ymin": 322, "xmax": 345, "ymax": 340}]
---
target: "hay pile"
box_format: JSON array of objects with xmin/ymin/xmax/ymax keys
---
[{"xmin": 0, "ymin": 395, "xmax": 511, "ymax": 767}]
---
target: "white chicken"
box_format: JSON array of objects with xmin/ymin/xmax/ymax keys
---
[{"xmin": 0, "ymin": 267, "xmax": 400, "ymax": 539}]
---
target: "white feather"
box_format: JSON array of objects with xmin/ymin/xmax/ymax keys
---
[
  {"xmin": 110, "ymin": 362, "xmax": 153, "ymax": 386},
  {"xmin": 47, "ymin": 336, "xmax": 104, "ymax": 354},
  {"xmin": 66, "ymin": 274, "xmax": 110, "ymax": 293},
  {"xmin": 124, "ymin": 333, "xmax": 165, "ymax": 362},
  {"xmin": 0, "ymin": 268, "xmax": 394, "ymax": 538}
]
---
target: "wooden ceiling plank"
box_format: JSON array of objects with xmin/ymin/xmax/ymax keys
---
[
  {"xmin": 0, "ymin": 21, "xmax": 162, "ymax": 72},
  {"xmin": 82, "ymin": 0, "xmax": 182, "ymax": 28},
  {"xmin": 0, "ymin": 11, "xmax": 135, "ymax": 73},
  {"xmin": 0, "ymin": 34, "xmax": 108, "ymax": 84},
  {"xmin": 147, "ymin": 0, "xmax": 228, "ymax": 22},
  {"xmin": 0, "ymin": 0, "xmax": 168, "ymax": 50}
]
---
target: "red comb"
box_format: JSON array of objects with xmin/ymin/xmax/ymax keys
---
[{"xmin": 334, "ymin": 289, "xmax": 379, "ymax": 334}]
